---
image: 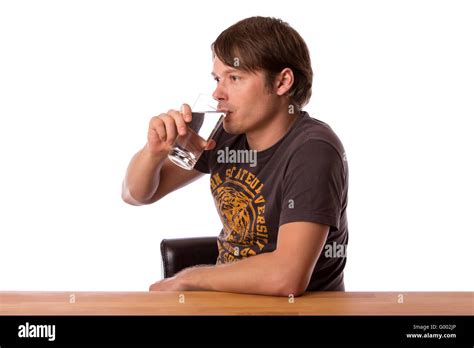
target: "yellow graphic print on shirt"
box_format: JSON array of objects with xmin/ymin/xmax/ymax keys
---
[{"xmin": 210, "ymin": 166, "xmax": 269, "ymax": 264}]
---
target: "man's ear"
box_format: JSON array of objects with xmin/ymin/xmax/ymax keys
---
[{"xmin": 275, "ymin": 68, "xmax": 294, "ymax": 96}]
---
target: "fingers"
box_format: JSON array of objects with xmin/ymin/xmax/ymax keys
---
[
  {"xmin": 147, "ymin": 104, "xmax": 195, "ymax": 153},
  {"xmin": 167, "ymin": 107, "xmax": 188, "ymax": 137},
  {"xmin": 196, "ymin": 138, "xmax": 216, "ymax": 151},
  {"xmin": 180, "ymin": 103, "xmax": 192, "ymax": 122},
  {"xmin": 149, "ymin": 282, "xmax": 159, "ymax": 291},
  {"xmin": 148, "ymin": 116, "xmax": 167, "ymax": 142},
  {"xmin": 163, "ymin": 113, "xmax": 180, "ymax": 144},
  {"xmin": 149, "ymin": 104, "xmax": 190, "ymax": 143}
]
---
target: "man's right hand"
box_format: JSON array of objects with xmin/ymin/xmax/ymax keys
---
[
  {"xmin": 122, "ymin": 103, "xmax": 216, "ymax": 206},
  {"xmin": 146, "ymin": 103, "xmax": 215, "ymax": 157}
]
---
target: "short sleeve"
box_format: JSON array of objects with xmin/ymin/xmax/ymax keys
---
[{"xmin": 279, "ymin": 140, "xmax": 347, "ymax": 230}]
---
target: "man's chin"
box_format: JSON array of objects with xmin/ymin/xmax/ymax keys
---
[{"xmin": 222, "ymin": 121, "xmax": 243, "ymax": 135}]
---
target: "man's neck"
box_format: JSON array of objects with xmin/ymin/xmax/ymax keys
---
[{"xmin": 246, "ymin": 110, "xmax": 299, "ymax": 152}]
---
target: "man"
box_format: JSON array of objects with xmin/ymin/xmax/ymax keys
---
[{"xmin": 122, "ymin": 16, "xmax": 348, "ymax": 296}]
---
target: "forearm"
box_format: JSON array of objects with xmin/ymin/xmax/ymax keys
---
[
  {"xmin": 178, "ymin": 251, "xmax": 298, "ymax": 297},
  {"xmin": 123, "ymin": 144, "xmax": 166, "ymax": 204}
]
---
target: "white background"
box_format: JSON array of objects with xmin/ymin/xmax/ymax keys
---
[{"xmin": 0, "ymin": 0, "xmax": 472, "ymax": 291}]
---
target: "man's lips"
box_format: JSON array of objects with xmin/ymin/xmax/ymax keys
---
[
  {"xmin": 218, "ymin": 109, "xmax": 232, "ymax": 116},
  {"xmin": 217, "ymin": 105, "xmax": 232, "ymax": 113}
]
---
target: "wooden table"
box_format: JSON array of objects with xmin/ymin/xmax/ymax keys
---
[{"xmin": 1, "ymin": 291, "xmax": 472, "ymax": 315}]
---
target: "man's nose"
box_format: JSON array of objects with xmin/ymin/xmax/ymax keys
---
[{"xmin": 212, "ymin": 82, "xmax": 227, "ymax": 102}]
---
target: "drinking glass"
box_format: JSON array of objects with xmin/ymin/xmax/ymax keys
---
[{"xmin": 168, "ymin": 94, "xmax": 226, "ymax": 170}]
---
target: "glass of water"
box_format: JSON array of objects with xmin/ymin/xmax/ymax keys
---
[{"xmin": 168, "ymin": 94, "xmax": 226, "ymax": 170}]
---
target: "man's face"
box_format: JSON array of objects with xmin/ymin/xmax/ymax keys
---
[{"xmin": 211, "ymin": 57, "xmax": 280, "ymax": 135}]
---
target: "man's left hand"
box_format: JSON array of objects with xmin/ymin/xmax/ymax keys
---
[{"xmin": 149, "ymin": 276, "xmax": 188, "ymax": 291}]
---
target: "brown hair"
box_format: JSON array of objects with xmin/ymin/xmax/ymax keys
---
[{"xmin": 212, "ymin": 16, "xmax": 313, "ymax": 109}]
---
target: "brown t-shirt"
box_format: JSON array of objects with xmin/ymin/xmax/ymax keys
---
[{"xmin": 194, "ymin": 111, "xmax": 349, "ymax": 291}]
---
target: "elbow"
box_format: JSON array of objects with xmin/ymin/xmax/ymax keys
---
[
  {"xmin": 276, "ymin": 282, "xmax": 306, "ymax": 297},
  {"xmin": 272, "ymin": 273, "xmax": 308, "ymax": 297},
  {"xmin": 265, "ymin": 255, "xmax": 309, "ymax": 297},
  {"xmin": 121, "ymin": 183, "xmax": 146, "ymax": 206},
  {"xmin": 122, "ymin": 191, "xmax": 140, "ymax": 206}
]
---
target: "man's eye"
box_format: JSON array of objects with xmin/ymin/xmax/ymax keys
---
[
  {"xmin": 214, "ymin": 77, "xmax": 220, "ymax": 83},
  {"xmin": 230, "ymin": 75, "xmax": 240, "ymax": 81}
]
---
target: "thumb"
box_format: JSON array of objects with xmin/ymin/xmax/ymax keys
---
[{"xmin": 204, "ymin": 139, "xmax": 216, "ymax": 151}]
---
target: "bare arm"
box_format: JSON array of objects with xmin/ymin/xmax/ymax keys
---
[
  {"xmin": 149, "ymin": 221, "xmax": 330, "ymax": 296},
  {"xmin": 122, "ymin": 104, "xmax": 214, "ymax": 205},
  {"xmin": 122, "ymin": 145, "xmax": 203, "ymax": 205}
]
